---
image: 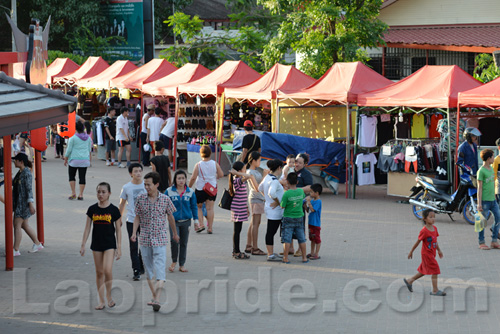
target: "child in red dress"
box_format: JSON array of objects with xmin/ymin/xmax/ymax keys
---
[{"xmin": 403, "ymin": 209, "xmax": 446, "ymax": 296}]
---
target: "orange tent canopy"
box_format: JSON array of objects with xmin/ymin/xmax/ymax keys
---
[
  {"xmin": 142, "ymin": 63, "xmax": 211, "ymax": 97},
  {"xmin": 178, "ymin": 60, "xmax": 261, "ymax": 96},
  {"xmin": 110, "ymin": 59, "xmax": 177, "ymax": 90},
  {"xmin": 278, "ymin": 62, "xmax": 393, "ymax": 104},
  {"xmin": 78, "ymin": 60, "xmax": 138, "ymax": 89},
  {"xmin": 357, "ymin": 65, "xmax": 482, "ymax": 108},
  {"xmin": 54, "ymin": 56, "xmax": 109, "ymax": 85},
  {"xmin": 458, "ymin": 76, "xmax": 500, "ymax": 108},
  {"xmin": 224, "ymin": 64, "xmax": 315, "ymax": 101},
  {"xmin": 46, "ymin": 58, "xmax": 80, "ymax": 85}
]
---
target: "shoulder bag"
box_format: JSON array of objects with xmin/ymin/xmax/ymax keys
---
[{"xmin": 199, "ymin": 161, "xmax": 217, "ymax": 197}]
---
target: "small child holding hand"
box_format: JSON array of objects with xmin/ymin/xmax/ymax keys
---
[{"xmin": 305, "ymin": 183, "xmax": 322, "ymax": 260}]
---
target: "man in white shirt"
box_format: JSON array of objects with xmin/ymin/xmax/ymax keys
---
[
  {"xmin": 160, "ymin": 116, "xmax": 176, "ymax": 166},
  {"xmin": 147, "ymin": 108, "xmax": 164, "ymax": 156},
  {"xmin": 116, "ymin": 106, "xmax": 132, "ymax": 168},
  {"xmin": 140, "ymin": 104, "xmax": 155, "ymax": 167}
]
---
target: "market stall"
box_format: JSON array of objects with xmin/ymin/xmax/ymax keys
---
[
  {"xmin": 177, "ymin": 60, "xmax": 261, "ymax": 169},
  {"xmin": 278, "ymin": 62, "xmax": 393, "ymax": 198},
  {"xmin": 142, "ymin": 63, "xmax": 212, "ymax": 169},
  {"xmin": 357, "ymin": 65, "xmax": 482, "ymax": 198},
  {"xmin": 46, "ymin": 58, "xmax": 80, "ymax": 87},
  {"xmin": 53, "ymin": 56, "xmax": 109, "ymax": 87}
]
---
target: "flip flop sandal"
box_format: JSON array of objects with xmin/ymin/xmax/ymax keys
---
[
  {"xmin": 108, "ymin": 300, "xmax": 116, "ymax": 308},
  {"xmin": 310, "ymin": 255, "xmax": 321, "ymax": 260},
  {"xmin": 306, "ymin": 253, "xmax": 312, "ymax": 258},
  {"xmin": 282, "ymin": 260, "xmax": 291, "ymax": 264},
  {"xmin": 179, "ymin": 267, "xmax": 188, "ymax": 272},
  {"xmin": 152, "ymin": 302, "xmax": 161, "ymax": 312},
  {"xmin": 430, "ymin": 290, "xmax": 446, "ymax": 296},
  {"xmin": 168, "ymin": 264, "xmax": 176, "ymax": 272},
  {"xmin": 77, "ymin": 196, "xmax": 84, "ymax": 200},
  {"xmin": 207, "ymin": 230, "xmax": 213, "ymax": 234},
  {"xmin": 196, "ymin": 226, "xmax": 205, "ymax": 233},
  {"xmin": 479, "ymin": 244, "xmax": 490, "ymax": 250},
  {"xmin": 251, "ymin": 248, "xmax": 266, "ymax": 255},
  {"xmin": 147, "ymin": 299, "xmax": 155, "ymax": 306},
  {"xmin": 94, "ymin": 305, "xmax": 105, "ymax": 310},
  {"xmin": 68, "ymin": 195, "xmax": 76, "ymax": 200},
  {"xmin": 233, "ymin": 253, "xmax": 250, "ymax": 260},
  {"xmin": 302, "ymin": 260, "xmax": 310, "ymax": 263},
  {"xmin": 403, "ymin": 278, "xmax": 413, "ymax": 292},
  {"xmin": 245, "ymin": 245, "xmax": 253, "ymax": 253}
]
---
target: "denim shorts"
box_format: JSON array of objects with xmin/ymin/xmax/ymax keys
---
[
  {"xmin": 140, "ymin": 245, "xmax": 167, "ymax": 281},
  {"xmin": 281, "ymin": 217, "xmax": 306, "ymax": 244}
]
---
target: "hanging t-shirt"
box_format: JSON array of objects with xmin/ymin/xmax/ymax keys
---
[
  {"xmin": 411, "ymin": 114, "xmax": 426, "ymax": 138},
  {"xmin": 428, "ymin": 114, "xmax": 443, "ymax": 138},
  {"xmin": 377, "ymin": 115, "xmax": 394, "ymax": 146},
  {"xmin": 357, "ymin": 115, "xmax": 377, "ymax": 148},
  {"xmin": 355, "ymin": 153, "xmax": 377, "ymax": 186},
  {"xmin": 395, "ymin": 117, "xmax": 409, "ymax": 139}
]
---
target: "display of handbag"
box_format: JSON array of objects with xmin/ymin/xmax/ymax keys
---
[
  {"xmin": 218, "ymin": 188, "xmax": 233, "ymax": 210},
  {"xmin": 199, "ymin": 162, "xmax": 217, "ymax": 197}
]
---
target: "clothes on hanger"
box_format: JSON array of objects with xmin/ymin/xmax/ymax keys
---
[
  {"xmin": 411, "ymin": 114, "xmax": 426, "ymax": 138},
  {"xmin": 355, "ymin": 153, "xmax": 377, "ymax": 186},
  {"xmin": 358, "ymin": 115, "xmax": 377, "ymax": 148}
]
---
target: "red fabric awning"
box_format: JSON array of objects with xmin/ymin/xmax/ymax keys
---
[
  {"xmin": 178, "ymin": 60, "xmax": 261, "ymax": 96},
  {"xmin": 110, "ymin": 59, "xmax": 177, "ymax": 90},
  {"xmin": 78, "ymin": 60, "xmax": 138, "ymax": 89},
  {"xmin": 278, "ymin": 62, "xmax": 393, "ymax": 104},
  {"xmin": 357, "ymin": 65, "xmax": 482, "ymax": 108},
  {"xmin": 224, "ymin": 64, "xmax": 315, "ymax": 101},
  {"xmin": 46, "ymin": 58, "xmax": 80, "ymax": 85},
  {"xmin": 142, "ymin": 63, "xmax": 211, "ymax": 97},
  {"xmin": 54, "ymin": 57, "xmax": 109, "ymax": 86},
  {"xmin": 459, "ymin": 76, "xmax": 500, "ymax": 108}
]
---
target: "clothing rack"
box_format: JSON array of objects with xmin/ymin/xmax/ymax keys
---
[{"xmin": 387, "ymin": 137, "xmax": 440, "ymax": 146}]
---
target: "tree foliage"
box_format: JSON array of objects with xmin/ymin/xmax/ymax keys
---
[
  {"xmin": 473, "ymin": 53, "xmax": 500, "ymax": 83},
  {"xmin": 47, "ymin": 50, "xmax": 87, "ymax": 66},
  {"xmin": 258, "ymin": 0, "xmax": 387, "ymax": 78}
]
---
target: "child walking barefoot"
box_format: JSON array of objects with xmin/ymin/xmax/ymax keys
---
[
  {"xmin": 404, "ymin": 209, "xmax": 445, "ymax": 296},
  {"xmin": 80, "ymin": 182, "xmax": 122, "ymax": 310}
]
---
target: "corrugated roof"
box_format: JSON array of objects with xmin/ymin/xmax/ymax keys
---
[
  {"xmin": 384, "ymin": 24, "xmax": 500, "ymax": 48},
  {"xmin": 0, "ymin": 72, "xmax": 77, "ymax": 136},
  {"xmin": 183, "ymin": 0, "xmax": 231, "ymax": 20}
]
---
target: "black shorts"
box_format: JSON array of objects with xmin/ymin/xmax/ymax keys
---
[
  {"xmin": 117, "ymin": 140, "xmax": 130, "ymax": 147},
  {"xmin": 195, "ymin": 189, "xmax": 217, "ymax": 204},
  {"xmin": 106, "ymin": 139, "xmax": 116, "ymax": 152}
]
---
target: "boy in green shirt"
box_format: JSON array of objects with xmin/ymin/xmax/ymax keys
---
[
  {"xmin": 280, "ymin": 172, "xmax": 308, "ymax": 264},
  {"xmin": 477, "ymin": 149, "xmax": 500, "ymax": 250}
]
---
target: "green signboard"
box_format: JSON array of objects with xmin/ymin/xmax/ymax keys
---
[{"xmin": 100, "ymin": 0, "xmax": 145, "ymax": 63}]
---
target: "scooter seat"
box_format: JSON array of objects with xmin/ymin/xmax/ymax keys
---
[{"xmin": 420, "ymin": 176, "xmax": 451, "ymax": 187}]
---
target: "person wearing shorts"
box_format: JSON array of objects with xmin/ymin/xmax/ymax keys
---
[
  {"xmin": 305, "ymin": 183, "xmax": 322, "ymax": 260},
  {"xmin": 131, "ymin": 172, "xmax": 179, "ymax": 312},
  {"xmin": 116, "ymin": 107, "xmax": 132, "ymax": 168}
]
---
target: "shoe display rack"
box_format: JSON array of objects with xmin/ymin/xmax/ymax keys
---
[{"xmin": 177, "ymin": 104, "xmax": 217, "ymax": 144}]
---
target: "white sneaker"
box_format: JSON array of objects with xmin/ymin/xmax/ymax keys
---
[
  {"xmin": 14, "ymin": 250, "xmax": 21, "ymax": 257},
  {"xmin": 119, "ymin": 163, "xmax": 127, "ymax": 168},
  {"xmin": 106, "ymin": 161, "xmax": 111, "ymax": 166},
  {"xmin": 29, "ymin": 243, "xmax": 44, "ymax": 253}
]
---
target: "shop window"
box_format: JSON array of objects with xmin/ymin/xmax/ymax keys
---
[{"xmin": 411, "ymin": 57, "xmax": 436, "ymax": 73}]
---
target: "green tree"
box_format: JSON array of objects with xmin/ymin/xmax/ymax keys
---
[
  {"xmin": 473, "ymin": 53, "xmax": 500, "ymax": 83},
  {"xmin": 47, "ymin": 50, "xmax": 87, "ymax": 66},
  {"xmin": 258, "ymin": 0, "xmax": 387, "ymax": 78}
]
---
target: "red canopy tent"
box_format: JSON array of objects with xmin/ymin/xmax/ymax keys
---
[
  {"xmin": 110, "ymin": 58, "xmax": 177, "ymax": 90},
  {"xmin": 142, "ymin": 63, "xmax": 211, "ymax": 97},
  {"xmin": 177, "ymin": 60, "xmax": 261, "ymax": 96},
  {"xmin": 458, "ymin": 76, "xmax": 500, "ymax": 108},
  {"xmin": 77, "ymin": 60, "xmax": 137, "ymax": 89},
  {"xmin": 224, "ymin": 63, "xmax": 315, "ymax": 102},
  {"xmin": 357, "ymin": 65, "xmax": 482, "ymax": 108},
  {"xmin": 46, "ymin": 58, "xmax": 80, "ymax": 85},
  {"xmin": 54, "ymin": 56, "xmax": 109, "ymax": 87},
  {"xmin": 279, "ymin": 61, "xmax": 393, "ymax": 105}
]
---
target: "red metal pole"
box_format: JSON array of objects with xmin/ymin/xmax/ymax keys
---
[
  {"xmin": 3, "ymin": 136, "xmax": 14, "ymax": 271},
  {"xmin": 173, "ymin": 89, "xmax": 179, "ymax": 171},
  {"xmin": 34, "ymin": 150, "xmax": 44, "ymax": 245}
]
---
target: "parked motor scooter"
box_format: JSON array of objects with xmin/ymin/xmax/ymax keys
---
[{"xmin": 409, "ymin": 164, "xmax": 479, "ymax": 224}]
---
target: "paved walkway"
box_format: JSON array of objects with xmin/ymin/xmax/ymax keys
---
[{"xmin": 1, "ymin": 153, "xmax": 499, "ymax": 333}]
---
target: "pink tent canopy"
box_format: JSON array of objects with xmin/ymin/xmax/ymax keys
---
[
  {"xmin": 278, "ymin": 62, "xmax": 393, "ymax": 104},
  {"xmin": 458, "ymin": 76, "xmax": 500, "ymax": 108},
  {"xmin": 110, "ymin": 59, "xmax": 177, "ymax": 90},
  {"xmin": 224, "ymin": 63, "xmax": 315, "ymax": 101},
  {"xmin": 11, "ymin": 62, "xmax": 26, "ymax": 81},
  {"xmin": 177, "ymin": 60, "xmax": 261, "ymax": 96},
  {"xmin": 54, "ymin": 56, "xmax": 109, "ymax": 85},
  {"xmin": 142, "ymin": 63, "xmax": 211, "ymax": 97},
  {"xmin": 77, "ymin": 60, "xmax": 138, "ymax": 89},
  {"xmin": 357, "ymin": 65, "xmax": 482, "ymax": 108},
  {"xmin": 46, "ymin": 58, "xmax": 79, "ymax": 85}
]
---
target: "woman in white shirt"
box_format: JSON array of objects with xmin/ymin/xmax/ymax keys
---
[{"xmin": 258, "ymin": 159, "xmax": 284, "ymax": 261}]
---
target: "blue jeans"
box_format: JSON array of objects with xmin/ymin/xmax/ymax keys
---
[
  {"xmin": 281, "ymin": 217, "xmax": 306, "ymax": 244},
  {"xmin": 478, "ymin": 200, "xmax": 500, "ymax": 244}
]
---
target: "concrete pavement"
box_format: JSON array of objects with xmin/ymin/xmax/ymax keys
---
[{"xmin": 1, "ymin": 151, "xmax": 499, "ymax": 334}]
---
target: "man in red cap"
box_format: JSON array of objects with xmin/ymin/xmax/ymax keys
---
[{"xmin": 240, "ymin": 120, "xmax": 261, "ymax": 164}]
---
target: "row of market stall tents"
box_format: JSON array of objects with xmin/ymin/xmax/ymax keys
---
[{"xmin": 11, "ymin": 57, "xmax": 500, "ymax": 198}]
